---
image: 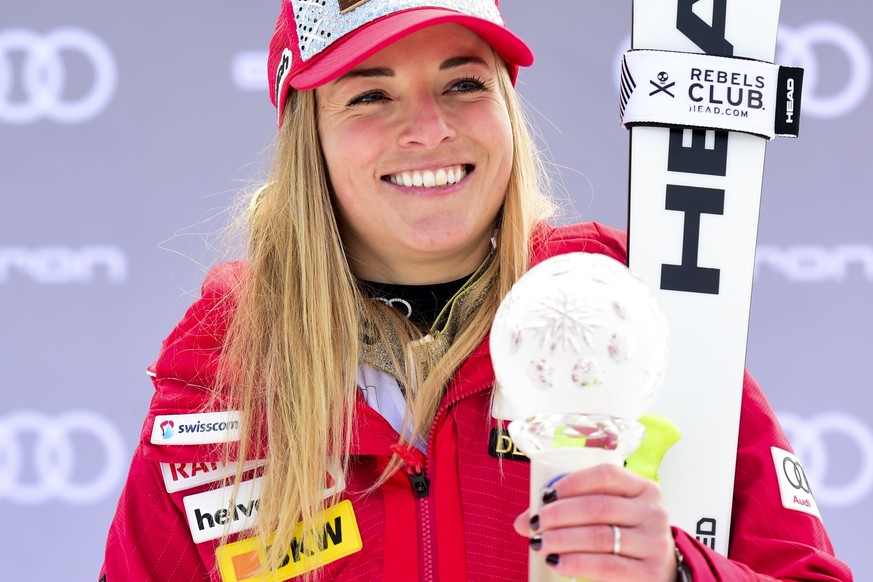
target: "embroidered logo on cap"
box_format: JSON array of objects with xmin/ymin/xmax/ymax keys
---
[
  {"xmin": 771, "ymin": 447, "xmax": 822, "ymax": 521},
  {"xmin": 275, "ymin": 48, "xmax": 294, "ymax": 122},
  {"xmin": 338, "ymin": 0, "xmax": 374, "ymax": 13}
]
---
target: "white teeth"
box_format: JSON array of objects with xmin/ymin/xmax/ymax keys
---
[{"xmin": 389, "ymin": 165, "xmax": 467, "ymax": 188}]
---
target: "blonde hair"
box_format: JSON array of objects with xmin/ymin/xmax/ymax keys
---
[{"xmin": 217, "ymin": 60, "xmax": 554, "ymax": 575}]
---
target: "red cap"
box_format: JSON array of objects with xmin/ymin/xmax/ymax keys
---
[{"xmin": 268, "ymin": 1, "xmax": 534, "ymax": 124}]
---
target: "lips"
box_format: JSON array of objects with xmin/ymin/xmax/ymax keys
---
[{"xmin": 384, "ymin": 164, "xmax": 470, "ymax": 188}]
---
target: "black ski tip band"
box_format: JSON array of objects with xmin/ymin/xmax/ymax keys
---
[{"xmin": 774, "ymin": 66, "xmax": 804, "ymax": 138}]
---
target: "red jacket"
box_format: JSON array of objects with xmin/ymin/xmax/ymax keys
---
[{"xmin": 101, "ymin": 222, "xmax": 852, "ymax": 581}]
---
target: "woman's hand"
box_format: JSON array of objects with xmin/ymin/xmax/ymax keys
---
[{"xmin": 514, "ymin": 463, "xmax": 677, "ymax": 582}]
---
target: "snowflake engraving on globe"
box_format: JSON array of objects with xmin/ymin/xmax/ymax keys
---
[
  {"xmin": 512, "ymin": 290, "xmax": 605, "ymax": 355},
  {"xmin": 490, "ymin": 253, "xmax": 670, "ymax": 420}
]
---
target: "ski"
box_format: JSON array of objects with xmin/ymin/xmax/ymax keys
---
[{"xmin": 624, "ymin": 0, "xmax": 798, "ymax": 555}]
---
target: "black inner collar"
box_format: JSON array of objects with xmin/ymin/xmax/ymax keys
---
[{"xmin": 359, "ymin": 274, "xmax": 473, "ymax": 330}]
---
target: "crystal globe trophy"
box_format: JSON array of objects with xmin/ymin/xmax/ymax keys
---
[{"xmin": 490, "ymin": 253, "xmax": 670, "ymax": 581}]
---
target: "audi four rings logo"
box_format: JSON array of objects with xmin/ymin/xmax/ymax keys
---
[
  {"xmin": 778, "ymin": 411, "xmax": 873, "ymax": 507},
  {"xmin": 0, "ymin": 28, "xmax": 117, "ymax": 125},
  {"xmin": 0, "ymin": 410, "xmax": 126, "ymax": 504},
  {"xmin": 613, "ymin": 20, "xmax": 871, "ymax": 119},
  {"xmin": 782, "ymin": 457, "xmax": 812, "ymax": 494},
  {"xmin": 777, "ymin": 22, "xmax": 871, "ymax": 119}
]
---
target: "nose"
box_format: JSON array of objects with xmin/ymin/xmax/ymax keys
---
[{"xmin": 397, "ymin": 91, "xmax": 456, "ymax": 149}]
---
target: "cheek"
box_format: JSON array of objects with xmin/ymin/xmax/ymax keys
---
[
  {"xmin": 330, "ymin": 188, "xmax": 368, "ymax": 245},
  {"xmin": 323, "ymin": 123, "xmax": 383, "ymax": 188},
  {"xmin": 319, "ymin": 127, "xmax": 346, "ymax": 179},
  {"xmin": 319, "ymin": 137, "xmax": 356, "ymax": 205},
  {"xmin": 490, "ymin": 114, "xmax": 514, "ymax": 187},
  {"xmin": 479, "ymin": 105, "xmax": 513, "ymax": 167}
]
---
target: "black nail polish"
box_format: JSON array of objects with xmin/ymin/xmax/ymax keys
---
[
  {"xmin": 529, "ymin": 535, "xmax": 542, "ymax": 551},
  {"xmin": 546, "ymin": 554, "xmax": 560, "ymax": 566},
  {"xmin": 541, "ymin": 488, "xmax": 558, "ymax": 504},
  {"xmin": 529, "ymin": 514, "xmax": 540, "ymax": 531}
]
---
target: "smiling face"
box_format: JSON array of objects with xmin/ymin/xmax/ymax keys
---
[{"xmin": 316, "ymin": 24, "xmax": 513, "ymax": 284}]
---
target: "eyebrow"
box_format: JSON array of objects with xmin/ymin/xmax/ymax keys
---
[
  {"xmin": 335, "ymin": 67, "xmax": 394, "ymax": 83},
  {"xmin": 334, "ymin": 55, "xmax": 489, "ymax": 84},
  {"xmin": 440, "ymin": 56, "xmax": 489, "ymax": 70}
]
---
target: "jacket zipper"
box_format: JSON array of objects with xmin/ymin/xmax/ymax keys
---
[
  {"xmin": 384, "ymin": 376, "xmax": 494, "ymax": 581},
  {"xmin": 391, "ymin": 444, "xmax": 435, "ymax": 581}
]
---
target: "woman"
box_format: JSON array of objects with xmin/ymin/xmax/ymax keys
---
[{"xmin": 101, "ymin": 1, "xmax": 852, "ymax": 581}]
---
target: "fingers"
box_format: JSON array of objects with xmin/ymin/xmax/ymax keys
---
[
  {"xmin": 532, "ymin": 524, "xmax": 622, "ymax": 556},
  {"xmin": 536, "ymin": 493, "xmax": 652, "ymax": 530},
  {"xmin": 535, "ymin": 468, "xmax": 667, "ymax": 535},
  {"xmin": 514, "ymin": 464, "xmax": 677, "ymax": 581},
  {"xmin": 516, "ymin": 465, "xmax": 665, "ymax": 537},
  {"xmin": 513, "ymin": 508, "xmax": 532, "ymax": 536},
  {"xmin": 529, "ymin": 523, "xmax": 673, "ymax": 562}
]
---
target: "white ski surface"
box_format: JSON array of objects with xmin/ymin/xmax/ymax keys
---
[{"xmin": 628, "ymin": 0, "xmax": 781, "ymax": 555}]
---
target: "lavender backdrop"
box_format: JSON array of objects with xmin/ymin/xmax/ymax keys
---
[{"xmin": 1, "ymin": 2, "xmax": 869, "ymax": 579}]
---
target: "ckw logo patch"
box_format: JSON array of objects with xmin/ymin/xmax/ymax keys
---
[{"xmin": 216, "ymin": 500, "xmax": 363, "ymax": 581}]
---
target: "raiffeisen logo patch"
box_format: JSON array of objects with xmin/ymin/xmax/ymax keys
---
[
  {"xmin": 160, "ymin": 420, "xmax": 175, "ymax": 439},
  {"xmin": 161, "ymin": 460, "xmax": 268, "ymax": 494},
  {"xmin": 151, "ymin": 412, "xmax": 242, "ymax": 445}
]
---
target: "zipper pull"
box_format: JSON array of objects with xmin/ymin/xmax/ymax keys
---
[
  {"xmin": 406, "ymin": 466, "xmax": 430, "ymax": 498},
  {"xmin": 390, "ymin": 443, "xmax": 430, "ymax": 498}
]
